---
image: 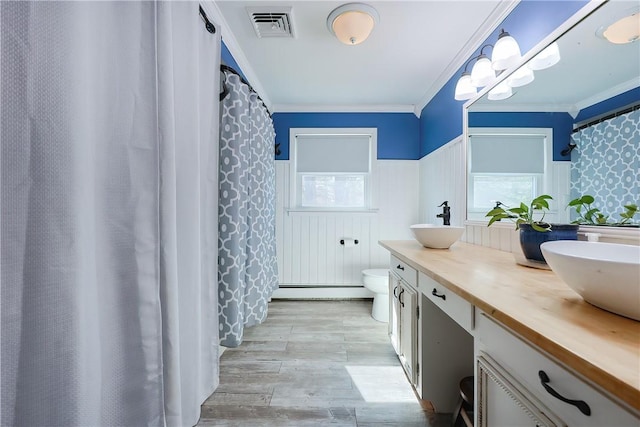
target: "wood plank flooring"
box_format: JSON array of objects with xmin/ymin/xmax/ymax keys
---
[{"xmin": 196, "ymin": 300, "xmax": 448, "ymax": 427}]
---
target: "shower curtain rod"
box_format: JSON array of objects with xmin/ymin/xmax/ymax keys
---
[
  {"xmin": 199, "ymin": 5, "xmax": 216, "ymax": 34},
  {"xmin": 220, "ymin": 64, "xmax": 271, "ymax": 116},
  {"xmin": 572, "ymin": 103, "xmax": 639, "ymax": 133}
]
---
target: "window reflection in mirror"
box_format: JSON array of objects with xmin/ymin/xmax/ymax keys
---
[{"xmin": 465, "ymin": 1, "xmax": 639, "ymax": 227}]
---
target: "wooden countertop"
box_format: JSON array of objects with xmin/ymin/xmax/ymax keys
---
[{"xmin": 379, "ymin": 240, "xmax": 640, "ymax": 412}]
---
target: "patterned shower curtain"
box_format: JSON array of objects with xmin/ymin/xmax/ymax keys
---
[
  {"xmin": 218, "ymin": 69, "xmax": 279, "ymax": 347},
  {"xmin": 570, "ymin": 108, "xmax": 639, "ymax": 220}
]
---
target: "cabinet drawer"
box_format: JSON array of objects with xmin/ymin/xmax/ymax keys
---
[
  {"xmin": 420, "ymin": 272, "xmax": 473, "ymax": 333},
  {"xmin": 390, "ymin": 254, "xmax": 417, "ymax": 287},
  {"xmin": 476, "ymin": 312, "xmax": 639, "ymax": 426}
]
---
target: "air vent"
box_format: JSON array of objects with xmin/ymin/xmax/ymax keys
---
[{"xmin": 247, "ymin": 7, "xmax": 295, "ymax": 38}]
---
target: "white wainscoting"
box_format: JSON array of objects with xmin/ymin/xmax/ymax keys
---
[
  {"xmin": 273, "ymin": 160, "xmax": 419, "ymax": 297},
  {"xmin": 418, "ymin": 135, "xmax": 466, "ymax": 227}
]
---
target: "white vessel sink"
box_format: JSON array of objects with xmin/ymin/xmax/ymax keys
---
[
  {"xmin": 540, "ymin": 241, "xmax": 640, "ymax": 321},
  {"xmin": 410, "ymin": 224, "xmax": 464, "ymax": 249}
]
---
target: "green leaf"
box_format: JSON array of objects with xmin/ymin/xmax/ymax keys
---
[
  {"xmin": 580, "ymin": 195, "xmax": 595, "ymax": 204},
  {"xmin": 531, "ymin": 222, "xmax": 550, "ymax": 232},
  {"xmin": 485, "ymin": 208, "xmax": 507, "ymax": 217}
]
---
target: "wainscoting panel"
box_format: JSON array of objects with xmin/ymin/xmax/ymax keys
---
[
  {"xmin": 418, "ymin": 135, "xmax": 466, "ymax": 226},
  {"xmin": 275, "ymin": 160, "xmax": 419, "ymax": 288}
]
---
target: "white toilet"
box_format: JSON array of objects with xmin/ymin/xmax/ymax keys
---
[{"xmin": 362, "ymin": 268, "xmax": 390, "ymax": 322}]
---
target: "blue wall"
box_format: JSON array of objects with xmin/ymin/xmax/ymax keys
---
[
  {"xmin": 419, "ymin": 0, "xmax": 589, "ymax": 158},
  {"xmin": 272, "ymin": 113, "xmax": 420, "ymax": 160},
  {"xmin": 221, "ymin": 41, "xmax": 247, "ymax": 81}
]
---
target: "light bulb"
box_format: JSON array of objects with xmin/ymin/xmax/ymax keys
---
[
  {"xmin": 492, "ymin": 29, "xmax": 522, "ymax": 70},
  {"xmin": 507, "ymin": 66, "xmax": 535, "ymax": 88},
  {"xmin": 454, "ymin": 73, "xmax": 477, "ymax": 101},
  {"xmin": 470, "ymin": 55, "xmax": 495, "ymax": 87}
]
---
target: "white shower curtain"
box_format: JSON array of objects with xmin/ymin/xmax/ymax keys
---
[{"xmin": 1, "ymin": 2, "xmax": 220, "ymax": 426}]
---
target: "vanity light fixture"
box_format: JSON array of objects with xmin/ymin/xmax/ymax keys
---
[
  {"xmin": 327, "ymin": 3, "xmax": 379, "ymax": 45},
  {"xmin": 597, "ymin": 10, "xmax": 640, "ymax": 44},
  {"xmin": 527, "ymin": 42, "xmax": 561, "ymax": 70},
  {"xmin": 506, "ymin": 65, "xmax": 535, "ymax": 88},
  {"xmin": 470, "ymin": 47, "xmax": 496, "ymax": 87},
  {"xmin": 488, "ymin": 80, "xmax": 513, "ymax": 101},
  {"xmin": 453, "ymin": 28, "xmax": 524, "ymax": 101},
  {"xmin": 491, "ymin": 29, "xmax": 522, "ymax": 70},
  {"xmin": 454, "ymin": 70, "xmax": 477, "ymax": 101}
]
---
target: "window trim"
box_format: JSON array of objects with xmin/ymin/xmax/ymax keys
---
[
  {"xmin": 466, "ymin": 127, "xmax": 556, "ymax": 221},
  {"xmin": 289, "ymin": 128, "xmax": 377, "ymax": 212}
]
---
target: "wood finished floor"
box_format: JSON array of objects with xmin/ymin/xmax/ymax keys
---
[{"xmin": 196, "ymin": 300, "xmax": 449, "ymax": 427}]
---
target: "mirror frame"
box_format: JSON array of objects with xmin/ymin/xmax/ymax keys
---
[{"xmin": 462, "ymin": 0, "xmax": 639, "ymax": 239}]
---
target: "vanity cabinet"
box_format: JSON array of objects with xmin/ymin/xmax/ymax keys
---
[
  {"xmin": 380, "ymin": 240, "xmax": 640, "ymax": 425},
  {"xmin": 476, "ymin": 311, "xmax": 639, "ymax": 426},
  {"xmin": 389, "ymin": 255, "xmax": 419, "ymax": 390}
]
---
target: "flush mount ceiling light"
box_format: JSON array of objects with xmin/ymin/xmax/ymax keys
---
[
  {"xmin": 327, "ymin": 3, "xmax": 379, "ymax": 45},
  {"xmin": 596, "ymin": 10, "xmax": 640, "ymax": 44}
]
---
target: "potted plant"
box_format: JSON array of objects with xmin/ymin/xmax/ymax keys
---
[
  {"xmin": 568, "ymin": 195, "xmax": 638, "ymax": 226},
  {"xmin": 485, "ymin": 195, "xmax": 578, "ymax": 262}
]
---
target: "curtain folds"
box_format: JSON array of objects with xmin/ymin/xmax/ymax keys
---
[
  {"xmin": 1, "ymin": 2, "xmax": 220, "ymax": 426},
  {"xmin": 218, "ymin": 71, "xmax": 279, "ymax": 348}
]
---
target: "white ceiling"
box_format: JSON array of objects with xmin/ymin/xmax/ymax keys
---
[{"xmin": 210, "ymin": 0, "xmax": 517, "ymax": 114}]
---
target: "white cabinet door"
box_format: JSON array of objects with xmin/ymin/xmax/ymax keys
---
[
  {"xmin": 389, "ymin": 272, "xmax": 401, "ymax": 355},
  {"xmin": 477, "ymin": 354, "xmax": 566, "ymax": 427},
  {"xmin": 399, "ymin": 283, "xmax": 418, "ymax": 387}
]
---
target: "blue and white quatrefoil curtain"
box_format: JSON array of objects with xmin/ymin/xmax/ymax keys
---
[
  {"xmin": 570, "ymin": 108, "xmax": 640, "ymax": 220},
  {"xmin": 218, "ymin": 69, "xmax": 279, "ymax": 347}
]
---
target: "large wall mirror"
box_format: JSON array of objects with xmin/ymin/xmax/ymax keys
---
[{"xmin": 465, "ymin": 0, "xmax": 639, "ymax": 229}]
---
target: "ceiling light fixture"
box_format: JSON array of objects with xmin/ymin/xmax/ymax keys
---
[
  {"xmin": 453, "ymin": 28, "xmax": 524, "ymax": 101},
  {"xmin": 327, "ymin": 3, "xmax": 379, "ymax": 46},
  {"xmin": 596, "ymin": 10, "xmax": 640, "ymax": 44},
  {"xmin": 488, "ymin": 80, "xmax": 513, "ymax": 101},
  {"xmin": 527, "ymin": 42, "xmax": 561, "ymax": 70}
]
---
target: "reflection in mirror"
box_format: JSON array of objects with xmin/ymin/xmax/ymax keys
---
[{"xmin": 465, "ymin": 1, "xmax": 640, "ymax": 226}]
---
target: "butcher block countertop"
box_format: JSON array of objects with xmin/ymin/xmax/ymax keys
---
[{"xmin": 379, "ymin": 240, "xmax": 640, "ymax": 412}]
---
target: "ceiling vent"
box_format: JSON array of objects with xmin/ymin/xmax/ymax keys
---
[{"xmin": 247, "ymin": 7, "xmax": 295, "ymax": 38}]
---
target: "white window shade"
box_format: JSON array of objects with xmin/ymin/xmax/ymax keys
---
[
  {"xmin": 469, "ymin": 134, "xmax": 545, "ymax": 174},
  {"xmin": 295, "ymin": 134, "xmax": 371, "ymax": 173}
]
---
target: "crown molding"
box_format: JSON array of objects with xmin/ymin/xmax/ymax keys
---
[
  {"xmin": 208, "ymin": 0, "xmax": 273, "ymax": 111},
  {"xmin": 414, "ymin": 0, "xmax": 520, "ymax": 117},
  {"xmin": 271, "ymin": 104, "xmax": 417, "ymax": 115},
  {"xmin": 575, "ymin": 79, "xmax": 640, "ymax": 112},
  {"xmin": 468, "ymin": 103, "xmax": 575, "ymax": 113}
]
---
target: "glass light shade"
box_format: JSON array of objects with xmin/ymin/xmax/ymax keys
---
[
  {"xmin": 470, "ymin": 55, "xmax": 495, "ymax": 87},
  {"xmin": 327, "ymin": 4, "xmax": 379, "ymax": 45},
  {"xmin": 602, "ymin": 13, "xmax": 640, "ymax": 44},
  {"xmin": 507, "ymin": 66, "xmax": 535, "ymax": 87},
  {"xmin": 454, "ymin": 73, "xmax": 477, "ymax": 100},
  {"xmin": 491, "ymin": 30, "xmax": 522, "ymax": 70},
  {"xmin": 528, "ymin": 42, "xmax": 561, "ymax": 70},
  {"xmin": 488, "ymin": 81, "xmax": 513, "ymax": 101}
]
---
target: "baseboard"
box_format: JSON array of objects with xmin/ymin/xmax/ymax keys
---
[{"xmin": 272, "ymin": 286, "xmax": 374, "ymax": 299}]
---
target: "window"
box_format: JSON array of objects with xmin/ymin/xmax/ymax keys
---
[
  {"xmin": 467, "ymin": 128, "xmax": 552, "ymax": 220},
  {"xmin": 290, "ymin": 128, "xmax": 376, "ymax": 211}
]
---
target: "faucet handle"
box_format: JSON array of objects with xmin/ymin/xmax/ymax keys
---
[{"xmin": 438, "ymin": 201, "xmax": 449, "ymax": 207}]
